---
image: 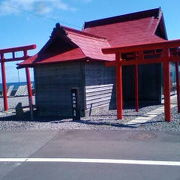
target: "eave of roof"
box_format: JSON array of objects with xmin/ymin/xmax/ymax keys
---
[{"xmin": 19, "ymin": 47, "xmax": 87, "ymax": 67}]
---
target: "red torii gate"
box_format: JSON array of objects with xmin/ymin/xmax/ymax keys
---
[
  {"xmin": 0, "ymin": 45, "xmax": 36, "ymax": 112},
  {"xmin": 102, "ymin": 39, "xmax": 180, "ymax": 122}
]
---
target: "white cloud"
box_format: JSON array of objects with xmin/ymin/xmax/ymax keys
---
[{"xmin": 0, "ymin": 0, "xmax": 76, "ymax": 16}]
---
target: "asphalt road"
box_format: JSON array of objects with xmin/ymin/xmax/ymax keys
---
[{"xmin": 0, "ymin": 129, "xmax": 180, "ymax": 180}]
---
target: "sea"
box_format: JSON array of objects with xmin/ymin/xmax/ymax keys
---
[{"xmin": 0, "ymin": 82, "xmax": 34, "ymax": 92}]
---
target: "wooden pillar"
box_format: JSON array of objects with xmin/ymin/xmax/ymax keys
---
[
  {"xmin": 116, "ymin": 53, "xmax": 123, "ymax": 119},
  {"xmin": 1, "ymin": 55, "xmax": 8, "ymax": 111},
  {"xmin": 175, "ymin": 62, "xmax": 180, "ymax": 113},
  {"xmin": 25, "ymin": 67, "xmax": 33, "ymax": 119},
  {"xmin": 135, "ymin": 64, "xmax": 139, "ymax": 112},
  {"xmin": 163, "ymin": 60, "xmax": 171, "ymax": 122}
]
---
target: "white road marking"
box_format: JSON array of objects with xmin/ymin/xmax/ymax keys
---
[{"xmin": 0, "ymin": 158, "xmax": 180, "ymax": 166}]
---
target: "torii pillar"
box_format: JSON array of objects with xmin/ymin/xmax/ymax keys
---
[
  {"xmin": 1, "ymin": 56, "xmax": 8, "ymax": 111},
  {"xmin": 176, "ymin": 62, "xmax": 180, "ymax": 113},
  {"xmin": 115, "ymin": 53, "xmax": 123, "ymax": 119}
]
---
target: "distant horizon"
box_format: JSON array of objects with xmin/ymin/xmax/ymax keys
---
[
  {"xmin": 0, "ymin": 81, "xmax": 34, "ymax": 84},
  {"xmin": 0, "ymin": 81, "xmax": 34, "ymax": 91}
]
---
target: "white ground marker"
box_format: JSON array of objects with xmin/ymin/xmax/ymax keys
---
[{"xmin": 0, "ymin": 158, "xmax": 180, "ymax": 166}]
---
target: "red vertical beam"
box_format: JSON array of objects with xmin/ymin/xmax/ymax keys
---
[
  {"xmin": 116, "ymin": 53, "xmax": 123, "ymax": 119},
  {"xmin": 135, "ymin": 64, "xmax": 139, "ymax": 112},
  {"xmin": 175, "ymin": 62, "xmax": 180, "ymax": 113},
  {"xmin": 1, "ymin": 54, "xmax": 8, "ymax": 111},
  {"xmin": 163, "ymin": 49, "xmax": 171, "ymax": 122},
  {"xmin": 25, "ymin": 67, "xmax": 33, "ymax": 119}
]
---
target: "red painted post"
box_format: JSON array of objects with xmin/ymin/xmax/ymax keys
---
[
  {"xmin": 163, "ymin": 60, "xmax": 171, "ymax": 122},
  {"xmin": 175, "ymin": 62, "xmax": 180, "ymax": 113},
  {"xmin": 1, "ymin": 55, "xmax": 8, "ymax": 111},
  {"xmin": 25, "ymin": 67, "xmax": 33, "ymax": 119},
  {"xmin": 116, "ymin": 53, "xmax": 123, "ymax": 119},
  {"xmin": 135, "ymin": 64, "xmax": 139, "ymax": 112}
]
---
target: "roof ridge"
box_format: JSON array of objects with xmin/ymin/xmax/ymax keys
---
[
  {"xmin": 62, "ymin": 26, "xmax": 107, "ymax": 41},
  {"xmin": 84, "ymin": 8, "xmax": 161, "ymax": 29}
]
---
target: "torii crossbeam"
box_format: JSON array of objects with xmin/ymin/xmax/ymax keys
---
[
  {"xmin": 102, "ymin": 39, "xmax": 180, "ymax": 122},
  {"xmin": 0, "ymin": 45, "xmax": 36, "ymax": 112}
]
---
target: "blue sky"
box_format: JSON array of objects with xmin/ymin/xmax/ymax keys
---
[{"xmin": 0, "ymin": 0, "xmax": 179, "ymax": 82}]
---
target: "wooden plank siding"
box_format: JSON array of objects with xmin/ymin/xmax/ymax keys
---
[
  {"xmin": 84, "ymin": 62, "xmax": 116, "ymax": 115},
  {"xmin": 86, "ymin": 84, "xmax": 113, "ymax": 107}
]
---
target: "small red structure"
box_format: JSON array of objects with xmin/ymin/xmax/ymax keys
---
[
  {"xmin": 102, "ymin": 40, "xmax": 180, "ymax": 122},
  {"xmin": 0, "ymin": 45, "xmax": 36, "ymax": 111}
]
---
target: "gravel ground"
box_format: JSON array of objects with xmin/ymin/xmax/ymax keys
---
[
  {"xmin": 0, "ymin": 96, "xmax": 179, "ymax": 132},
  {"xmin": 139, "ymin": 107, "xmax": 180, "ymax": 132}
]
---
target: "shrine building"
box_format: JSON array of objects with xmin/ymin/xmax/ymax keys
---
[{"xmin": 19, "ymin": 8, "xmax": 175, "ymax": 117}]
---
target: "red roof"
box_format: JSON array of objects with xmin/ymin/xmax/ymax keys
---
[
  {"xmin": 65, "ymin": 27, "xmax": 113, "ymax": 61},
  {"xmin": 20, "ymin": 24, "xmax": 114, "ymax": 67},
  {"xmin": 19, "ymin": 8, "xmax": 167, "ymax": 67},
  {"xmin": 84, "ymin": 8, "xmax": 167, "ymax": 46},
  {"xmin": 21, "ymin": 48, "xmax": 86, "ymax": 65}
]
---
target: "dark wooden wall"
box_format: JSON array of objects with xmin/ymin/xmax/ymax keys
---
[
  {"xmin": 34, "ymin": 62, "xmax": 85, "ymax": 117},
  {"xmin": 34, "ymin": 61, "xmax": 162, "ymax": 117},
  {"xmin": 122, "ymin": 63, "xmax": 162, "ymax": 105}
]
